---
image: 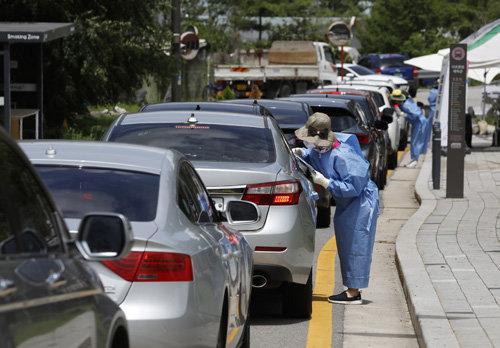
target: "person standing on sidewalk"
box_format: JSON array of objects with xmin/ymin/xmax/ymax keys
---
[
  {"xmin": 391, "ymin": 89, "xmax": 428, "ymax": 168},
  {"xmin": 292, "ymin": 112, "xmax": 379, "ymax": 304}
]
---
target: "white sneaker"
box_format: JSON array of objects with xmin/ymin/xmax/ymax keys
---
[{"xmin": 405, "ymin": 160, "xmax": 418, "ymax": 168}]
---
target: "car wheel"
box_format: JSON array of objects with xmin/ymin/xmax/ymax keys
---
[
  {"xmin": 387, "ymin": 150, "xmax": 398, "ymax": 169},
  {"xmin": 316, "ymin": 206, "xmax": 331, "ymax": 228},
  {"xmin": 216, "ymin": 299, "xmax": 228, "ymax": 348},
  {"xmin": 283, "ymin": 270, "xmax": 312, "ymax": 318},
  {"xmin": 398, "ymin": 130, "xmax": 408, "ymax": 151},
  {"xmin": 238, "ymin": 316, "xmax": 251, "ymax": 348}
]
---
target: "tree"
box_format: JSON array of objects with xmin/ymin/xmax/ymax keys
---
[
  {"xmin": 357, "ymin": 0, "xmax": 500, "ymax": 57},
  {"xmin": 0, "ymin": 0, "xmax": 173, "ymax": 128}
]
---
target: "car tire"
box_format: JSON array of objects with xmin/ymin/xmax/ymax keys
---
[
  {"xmin": 376, "ymin": 166, "xmax": 386, "ymax": 190},
  {"xmin": 216, "ymin": 299, "xmax": 228, "ymax": 348},
  {"xmin": 283, "ymin": 270, "xmax": 312, "ymax": 318},
  {"xmin": 238, "ymin": 316, "xmax": 251, "ymax": 348},
  {"xmin": 316, "ymin": 206, "xmax": 331, "ymax": 228},
  {"xmin": 398, "ymin": 130, "xmax": 408, "ymax": 151},
  {"xmin": 387, "ymin": 150, "xmax": 398, "ymax": 169}
]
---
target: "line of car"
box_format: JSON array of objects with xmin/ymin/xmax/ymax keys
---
[{"xmin": 1, "ymin": 73, "xmax": 407, "ymax": 347}]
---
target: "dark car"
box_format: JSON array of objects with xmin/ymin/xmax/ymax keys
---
[
  {"xmin": 140, "ymin": 100, "xmax": 273, "ymax": 117},
  {"xmin": 0, "ymin": 126, "xmax": 133, "ymax": 348},
  {"xmin": 283, "ymin": 93, "xmax": 390, "ymax": 190},
  {"xmin": 220, "ymin": 99, "xmax": 312, "ymax": 147},
  {"xmin": 357, "ymin": 53, "xmax": 418, "ymax": 96}
]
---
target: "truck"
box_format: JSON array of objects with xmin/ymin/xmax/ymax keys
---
[{"xmin": 214, "ymin": 41, "xmax": 338, "ymax": 98}]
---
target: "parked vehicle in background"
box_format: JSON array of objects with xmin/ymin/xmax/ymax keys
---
[
  {"xmin": 20, "ymin": 141, "xmax": 256, "ymax": 348},
  {"xmin": 103, "ymin": 109, "xmax": 318, "ymax": 318},
  {"xmin": 220, "ymin": 99, "xmax": 312, "ymax": 148},
  {"xmin": 280, "ymin": 96, "xmax": 389, "ymax": 190},
  {"xmin": 357, "ymin": 53, "xmax": 419, "ymax": 96},
  {"xmin": 307, "ymin": 85, "xmax": 405, "ymax": 168},
  {"xmin": 0, "ymin": 127, "xmax": 131, "ymax": 348},
  {"xmin": 214, "ymin": 41, "xmax": 337, "ymax": 98},
  {"xmin": 336, "ymin": 63, "xmax": 410, "ymax": 92}
]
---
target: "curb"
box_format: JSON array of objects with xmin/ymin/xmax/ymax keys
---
[{"xmin": 395, "ymin": 153, "xmax": 460, "ymax": 347}]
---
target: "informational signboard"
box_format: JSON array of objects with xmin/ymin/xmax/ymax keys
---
[
  {"xmin": 327, "ymin": 22, "xmax": 351, "ymax": 46},
  {"xmin": 446, "ymin": 43, "xmax": 467, "ymax": 198}
]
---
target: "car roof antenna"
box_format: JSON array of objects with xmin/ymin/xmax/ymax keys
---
[
  {"xmin": 196, "ymin": 104, "xmax": 201, "ymax": 110},
  {"xmin": 187, "ymin": 113, "xmax": 198, "ymax": 124}
]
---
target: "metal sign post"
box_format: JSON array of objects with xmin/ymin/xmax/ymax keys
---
[{"xmin": 446, "ymin": 43, "xmax": 467, "ymax": 198}]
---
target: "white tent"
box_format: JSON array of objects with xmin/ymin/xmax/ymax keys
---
[{"xmin": 405, "ymin": 18, "xmax": 500, "ymax": 146}]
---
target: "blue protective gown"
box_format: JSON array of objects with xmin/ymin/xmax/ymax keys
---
[
  {"xmin": 302, "ymin": 133, "xmax": 379, "ymax": 288},
  {"xmin": 400, "ymin": 98, "xmax": 428, "ymax": 161},
  {"xmin": 424, "ymin": 88, "xmax": 438, "ymax": 152}
]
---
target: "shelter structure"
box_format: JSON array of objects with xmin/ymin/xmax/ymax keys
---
[
  {"xmin": 405, "ymin": 18, "xmax": 500, "ymax": 147},
  {"xmin": 0, "ymin": 22, "xmax": 74, "ymax": 139}
]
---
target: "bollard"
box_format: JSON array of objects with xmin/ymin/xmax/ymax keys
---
[{"xmin": 432, "ymin": 122, "xmax": 441, "ymax": 189}]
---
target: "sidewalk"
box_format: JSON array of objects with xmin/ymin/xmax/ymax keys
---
[{"xmin": 396, "ymin": 147, "xmax": 500, "ymax": 347}]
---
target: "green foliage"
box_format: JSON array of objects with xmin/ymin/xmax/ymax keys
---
[
  {"xmin": 216, "ymin": 86, "xmax": 236, "ymax": 100},
  {"xmin": 0, "ymin": 0, "xmax": 173, "ymax": 128},
  {"xmin": 58, "ymin": 114, "xmax": 118, "ymax": 140},
  {"xmin": 357, "ymin": 0, "xmax": 500, "ymax": 57}
]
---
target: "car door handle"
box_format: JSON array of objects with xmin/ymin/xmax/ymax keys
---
[
  {"xmin": 232, "ymin": 250, "xmax": 242, "ymax": 257},
  {"xmin": 0, "ymin": 279, "xmax": 17, "ymax": 297}
]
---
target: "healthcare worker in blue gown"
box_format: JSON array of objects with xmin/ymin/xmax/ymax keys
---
[
  {"xmin": 292, "ymin": 112, "xmax": 379, "ymax": 305},
  {"xmin": 390, "ymin": 90, "xmax": 428, "ymax": 168}
]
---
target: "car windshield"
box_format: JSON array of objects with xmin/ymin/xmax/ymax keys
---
[
  {"xmin": 348, "ymin": 65, "xmax": 375, "ymax": 75},
  {"xmin": 109, "ymin": 123, "xmax": 276, "ymax": 163},
  {"xmin": 380, "ymin": 57, "xmax": 408, "ymax": 69},
  {"xmin": 36, "ymin": 166, "xmax": 160, "ymax": 221}
]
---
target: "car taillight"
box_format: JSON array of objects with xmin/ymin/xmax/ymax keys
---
[
  {"xmin": 102, "ymin": 252, "xmax": 193, "ymax": 282},
  {"xmin": 375, "ymin": 69, "xmax": 382, "ymax": 74},
  {"xmin": 242, "ymin": 180, "xmax": 302, "ymax": 205},
  {"xmin": 356, "ymin": 134, "xmax": 371, "ymax": 145},
  {"xmin": 413, "ymin": 66, "xmax": 418, "ymax": 78}
]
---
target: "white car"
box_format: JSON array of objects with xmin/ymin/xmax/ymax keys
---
[{"xmin": 336, "ymin": 63, "xmax": 409, "ymax": 91}]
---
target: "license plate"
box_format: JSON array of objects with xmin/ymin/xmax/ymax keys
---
[
  {"xmin": 236, "ymin": 84, "xmax": 247, "ymax": 91},
  {"xmin": 212, "ymin": 197, "xmax": 224, "ymax": 211}
]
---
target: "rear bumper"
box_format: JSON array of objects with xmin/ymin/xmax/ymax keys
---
[{"xmin": 241, "ymin": 205, "xmax": 315, "ymax": 285}]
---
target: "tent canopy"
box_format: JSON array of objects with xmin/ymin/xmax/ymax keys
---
[{"xmin": 405, "ymin": 18, "xmax": 500, "ymax": 84}]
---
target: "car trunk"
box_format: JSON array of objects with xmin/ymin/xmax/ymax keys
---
[{"xmin": 192, "ymin": 161, "xmax": 280, "ymax": 231}]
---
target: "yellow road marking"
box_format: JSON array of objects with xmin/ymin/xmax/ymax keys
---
[{"xmin": 306, "ymin": 236, "xmax": 337, "ymax": 348}]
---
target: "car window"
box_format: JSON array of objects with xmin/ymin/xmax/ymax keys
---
[
  {"xmin": 310, "ymin": 106, "xmax": 358, "ymax": 132},
  {"xmin": 177, "ymin": 162, "xmax": 216, "ymax": 224},
  {"xmin": 0, "ymin": 141, "xmax": 62, "ymax": 256},
  {"xmin": 349, "ymin": 65, "xmax": 375, "ymax": 75},
  {"xmin": 380, "ymin": 57, "xmax": 407, "ymax": 69},
  {"xmin": 109, "ymin": 123, "xmax": 276, "ymax": 163},
  {"xmin": 358, "ymin": 57, "xmax": 371, "ymax": 68},
  {"xmin": 36, "ymin": 166, "xmax": 160, "ymax": 222},
  {"xmin": 323, "ymin": 45, "xmax": 335, "ymax": 63},
  {"xmin": 266, "ymin": 107, "xmax": 308, "ymax": 126}
]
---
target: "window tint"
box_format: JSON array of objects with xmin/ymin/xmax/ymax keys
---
[
  {"xmin": 380, "ymin": 57, "xmax": 407, "ymax": 69},
  {"xmin": 177, "ymin": 163, "xmax": 215, "ymax": 224},
  {"xmin": 358, "ymin": 57, "xmax": 371, "ymax": 68},
  {"xmin": 109, "ymin": 123, "xmax": 276, "ymax": 163},
  {"xmin": 310, "ymin": 106, "xmax": 358, "ymax": 132},
  {"xmin": 36, "ymin": 166, "xmax": 160, "ymax": 222},
  {"xmin": 266, "ymin": 107, "xmax": 309, "ymax": 126},
  {"xmin": 0, "ymin": 141, "xmax": 62, "ymax": 255},
  {"xmin": 349, "ymin": 65, "xmax": 375, "ymax": 75},
  {"xmin": 323, "ymin": 46, "xmax": 335, "ymax": 63}
]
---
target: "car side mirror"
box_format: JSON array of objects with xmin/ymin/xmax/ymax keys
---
[
  {"xmin": 381, "ymin": 108, "xmax": 394, "ymax": 123},
  {"xmin": 224, "ymin": 200, "xmax": 260, "ymax": 225},
  {"xmin": 374, "ymin": 120, "xmax": 389, "ymax": 131},
  {"xmin": 416, "ymin": 101, "xmax": 424, "ymax": 108},
  {"xmin": 76, "ymin": 213, "xmax": 133, "ymax": 261}
]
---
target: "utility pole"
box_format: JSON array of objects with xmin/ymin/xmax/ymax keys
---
[{"xmin": 171, "ymin": 0, "xmax": 181, "ymax": 102}]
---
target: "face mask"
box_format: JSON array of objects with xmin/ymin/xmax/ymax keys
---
[{"xmin": 304, "ymin": 141, "xmax": 332, "ymax": 153}]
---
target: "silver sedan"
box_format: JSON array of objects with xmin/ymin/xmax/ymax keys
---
[
  {"xmin": 103, "ymin": 108, "xmax": 318, "ymax": 318},
  {"xmin": 20, "ymin": 140, "xmax": 255, "ymax": 348}
]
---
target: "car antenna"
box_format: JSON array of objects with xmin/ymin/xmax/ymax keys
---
[
  {"xmin": 196, "ymin": 104, "xmax": 201, "ymax": 110},
  {"xmin": 253, "ymin": 99, "xmax": 258, "ymax": 105},
  {"xmin": 187, "ymin": 113, "xmax": 198, "ymax": 125}
]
